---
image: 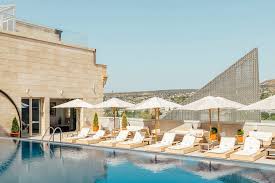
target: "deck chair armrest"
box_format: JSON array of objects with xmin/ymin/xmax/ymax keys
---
[
  {"xmin": 172, "ymin": 141, "xmax": 181, "ymax": 145},
  {"xmin": 234, "ymin": 145, "xmax": 241, "ymax": 150}
]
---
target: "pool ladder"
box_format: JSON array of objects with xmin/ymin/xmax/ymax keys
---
[{"xmin": 41, "ymin": 127, "xmax": 63, "ymax": 144}]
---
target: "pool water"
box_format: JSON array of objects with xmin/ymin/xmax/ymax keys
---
[{"xmin": 0, "ymin": 138, "xmax": 274, "ymax": 183}]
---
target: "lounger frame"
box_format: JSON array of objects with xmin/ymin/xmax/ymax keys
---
[
  {"xmin": 165, "ymin": 144, "xmax": 199, "ymax": 154},
  {"xmin": 230, "ymin": 148, "xmax": 266, "ymax": 162},
  {"xmin": 204, "ymin": 146, "xmax": 240, "ymax": 159},
  {"xmin": 116, "ymin": 142, "xmax": 147, "ymax": 149}
]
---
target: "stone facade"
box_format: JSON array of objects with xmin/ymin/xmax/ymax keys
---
[{"xmin": 0, "ymin": 21, "xmax": 107, "ymax": 136}]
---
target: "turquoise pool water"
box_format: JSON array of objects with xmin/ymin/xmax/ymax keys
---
[{"xmin": 0, "ymin": 138, "xmax": 274, "ymax": 183}]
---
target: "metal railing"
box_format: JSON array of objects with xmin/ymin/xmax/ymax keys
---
[
  {"xmin": 48, "ymin": 127, "xmax": 63, "ymax": 143},
  {"xmin": 41, "ymin": 126, "xmax": 63, "ymax": 144}
]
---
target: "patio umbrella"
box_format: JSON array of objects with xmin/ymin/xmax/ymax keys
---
[
  {"xmin": 180, "ymin": 96, "xmax": 245, "ymax": 136},
  {"xmin": 130, "ymin": 97, "xmax": 182, "ymax": 140},
  {"xmin": 93, "ymin": 98, "xmax": 134, "ymax": 130},
  {"xmin": 53, "ymin": 99, "xmax": 94, "ymax": 108},
  {"xmin": 239, "ymin": 95, "xmax": 275, "ymax": 111},
  {"xmin": 53, "ymin": 99, "xmax": 94, "ymax": 130}
]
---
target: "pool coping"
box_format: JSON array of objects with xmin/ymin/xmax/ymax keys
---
[{"xmin": 1, "ymin": 136, "xmax": 275, "ymax": 170}]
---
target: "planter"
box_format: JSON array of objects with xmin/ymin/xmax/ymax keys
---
[
  {"xmin": 10, "ymin": 132, "xmax": 20, "ymax": 137},
  {"xmin": 93, "ymin": 126, "xmax": 99, "ymax": 132},
  {"xmin": 236, "ymin": 135, "xmax": 244, "ymax": 143},
  {"xmin": 210, "ymin": 134, "xmax": 217, "ymax": 141}
]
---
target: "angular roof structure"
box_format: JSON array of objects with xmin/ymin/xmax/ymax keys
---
[{"xmin": 165, "ymin": 48, "xmax": 260, "ymax": 122}]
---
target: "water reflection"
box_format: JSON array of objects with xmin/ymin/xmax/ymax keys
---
[{"xmin": 0, "ymin": 139, "xmax": 274, "ymax": 183}]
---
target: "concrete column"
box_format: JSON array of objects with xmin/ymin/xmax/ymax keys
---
[{"xmin": 41, "ymin": 97, "xmax": 50, "ymax": 136}]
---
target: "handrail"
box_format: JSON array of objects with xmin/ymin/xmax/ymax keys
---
[
  {"xmin": 41, "ymin": 127, "xmax": 54, "ymax": 141},
  {"xmin": 48, "ymin": 127, "xmax": 63, "ymax": 143}
]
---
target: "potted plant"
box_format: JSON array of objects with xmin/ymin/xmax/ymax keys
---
[
  {"xmin": 121, "ymin": 112, "xmax": 128, "ymax": 130},
  {"xmin": 236, "ymin": 129, "xmax": 244, "ymax": 143},
  {"xmin": 210, "ymin": 127, "xmax": 218, "ymax": 141},
  {"xmin": 10, "ymin": 117, "xmax": 20, "ymax": 137},
  {"xmin": 92, "ymin": 113, "xmax": 99, "ymax": 132}
]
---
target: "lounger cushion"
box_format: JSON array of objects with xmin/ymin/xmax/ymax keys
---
[
  {"xmin": 119, "ymin": 132, "xmax": 145, "ymax": 145},
  {"xmin": 116, "ymin": 130, "xmax": 129, "ymax": 141},
  {"xmin": 78, "ymin": 128, "xmax": 90, "ymax": 138},
  {"xmin": 160, "ymin": 133, "xmax": 176, "ymax": 145},
  {"xmin": 249, "ymin": 131, "xmax": 272, "ymax": 142},
  {"xmin": 219, "ymin": 137, "xmax": 235, "ymax": 150}
]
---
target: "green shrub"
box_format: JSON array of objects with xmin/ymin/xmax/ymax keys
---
[
  {"xmin": 271, "ymin": 113, "xmax": 275, "ymax": 121},
  {"xmin": 93, "ymin": 113, "xmax": 99, "ymax": 128},
  {"xmin": 211, "ymin": 127, "xmax": 218, "ymax": 134},
  {"xmin": 261, "ymin": 112, "xmax": 270, "ymax": 120},
  {"xmin": 121, "ymin": 112, "xmax": 128, "ymax": 129},
  {"xmin": 237, "ymin": 129, "xmax": 244, "ymax": 136},
  {"xmin": 11, "ymin": 117, "xmax": 19, "ymax": 133}
]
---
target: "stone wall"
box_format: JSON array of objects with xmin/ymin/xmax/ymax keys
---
[
  {"xmin": 16, "ymin": 20, "xmax": 61, "ymax": 42},
  {"xmin": 0, "ymin": 30, "xmax": 106, "ymax": 136}
]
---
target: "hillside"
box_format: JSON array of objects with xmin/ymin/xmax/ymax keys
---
[
  {"xmin": 260, "ymin": 79, "xmax": 275, "ymax": 99},
  {"xmin": 104, "ymin": 89, "xmax": 197, "ymax": 104}
]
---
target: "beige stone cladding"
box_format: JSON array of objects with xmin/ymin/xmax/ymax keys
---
[
  {"xmin": 16, "ymin": 20, "xmax": 61, "ymax": 42},
  {"xmin": 0, "ymin": 30, "xmax": 106, "ymax": 136}
]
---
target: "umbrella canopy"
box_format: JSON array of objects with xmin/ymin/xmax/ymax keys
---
[
  {"xmin": 93, "ymin": 98, "xmax": 134, "ymax": 130},
  {"xmin": 131, "ymin": 97, "xmax": 183, "ymax": 110},
  {"xmin": 130, "ymin": 97, "xmax": 182, "ymax": 141},
  {"xmin": 94, "ymin": 97, "xmax": 134, "ymax": 108},
  {"xmin": 179, "ymin": 96, "xmax": 245, "ymax": 138},
  {"xmin": 239, "ymin": 95, "xmax": 275, "ymax": 111},
  {"xmin": 180, "ymin": 96, "xmax": 245, "ymax": 111},
  {"xmin": 53, "ymin": 99, "xmax": 94, "ymax": 108}
]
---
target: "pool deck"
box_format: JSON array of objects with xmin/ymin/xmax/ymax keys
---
[{"xmin": 26, "ymin": 134, "xmax": 275, "ymax": 167}]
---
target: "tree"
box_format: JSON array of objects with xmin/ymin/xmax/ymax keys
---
[
  {"xmin": 121, "ymin": 112, "xmax": 128, "ymax": 129},
  {"xmin": 93, "ymin": 113, "xmax": 99, "ymax": 128},
  {"xmin": 11, "ymin": 117, "xmax": 19, "ymax": 133}
]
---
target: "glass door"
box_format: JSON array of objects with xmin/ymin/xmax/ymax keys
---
[{"xmin": 21, "ymin": 98, "xmax": 41, "ymax": 137}]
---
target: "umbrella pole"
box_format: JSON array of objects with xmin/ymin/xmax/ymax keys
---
[
  {"xmin": 113, "ymin": 107, "xmax": 116, "ymax": 131},
  {"xmin": 218, "ymin": 108, "xmax": 220, "ymax": 140},
  {"xmin": 209, "ymin": 109, "xmax": 212, "ymax": 138},
  {"xmin": 154, "ymin": 108, "xmax": 158, "ymax": 142}
]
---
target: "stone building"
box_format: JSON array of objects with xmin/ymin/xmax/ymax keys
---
[{"xmin": 0, "ymin": 5, "xmax": 107, "ymax": 137}]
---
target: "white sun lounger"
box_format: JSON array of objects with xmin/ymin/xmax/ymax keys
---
[
  {"xmin": 76, "ymin": 130, "xmax": 106, "ymax": 144},
  {"xmin": 116, "ymin": 132, "xmax": 146, "ymax": 149},
  {"xmin": 205, "ymin": 137, "xmax": 237, "ymax": 159},
  {"xmin": 166, "ymin": 134, "xmax": 198, "ymax": 154},
  {"xmin": 248, "ymin": 131, "xmax": 273, "ymax": 147},
  {"xmin": 145, "ymin": 132, "xmax": 176, "ymax": 152},
  {"xmin": 230, "ymin": 137, "xmax": 265, "ymax": 162},
  {"xmin": 98, "ymin": 130, "xmax": 129, "ymax": 147},
  {"xmin": 63, "ymin": 128, "xmax": 90, "ymax": 143}
]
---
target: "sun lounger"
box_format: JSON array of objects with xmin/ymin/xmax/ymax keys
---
[
  {"xmin": 98, "ymin": 130, "xmax": 129, "ymax": 147},
  {"xmin": 165, "ymin": 134, "xmax": 199, "ymax": 154},
  {"xmin": 205, "ymin": 137, "xmax": 237, "ymax": 159},
  {"xmin": 230, "ymin": 137, "xmax": 265, "ymax": 162},
  {"xmin": 76, "ymin": 130, "xmax": 106, "ymax": 144},
  {"xmin": 248, "ymin": 131, "xmax": 273, "ymax": 147},
  {"xmin": 116, "ymin": 132, "xmax": 146, "ymax": 149},
  {"xmin": 63, "ymin": 128, "xmax": 90, "ymax": 143},
  {"xmin": 145, "ymin": 132, "xmax": 176, "ymax": 152}
]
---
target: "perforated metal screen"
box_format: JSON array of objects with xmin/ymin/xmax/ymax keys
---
[{"xmin": 165, "ymin": 48, "xmax": 260, "ymax": 122}]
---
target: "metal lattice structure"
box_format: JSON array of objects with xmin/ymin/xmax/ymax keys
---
[
  {"xmin": 165, "ymin": 48, "xmax": 260, "ymax": 122},
  {"xmin": 0, "ymin": 4, "xmax": 16, "ymax": 32}
]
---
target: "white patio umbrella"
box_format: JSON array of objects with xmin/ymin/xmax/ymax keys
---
[
  {"xmin": 53, "ymin": 99, "xmax": 94, "ymax": 131},
  {"xmin": 239, "ymin": 95, "xmax": 275, "ymax": 111},
  {"xmin": 130, "ymin": 97, "xmax": 183, "ymax": 139},
  {"xmin": 93, "ymin": 98, "xmax": 134, "ymax": 129},
  {"xmin": 180, "ymin": 96, "xmax": 245, "ymax": 135},
  {"xmin": 53, "ymin": 99, "xmax": 94, "ymax": 108}
]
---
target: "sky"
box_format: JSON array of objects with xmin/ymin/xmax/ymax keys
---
[{"xmin": 2, "ymin": 0, "xmax": 275, "ymax": 92}]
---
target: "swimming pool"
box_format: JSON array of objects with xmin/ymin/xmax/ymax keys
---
[{"xmin": 0, "ymin": 138, "xmax": 274, "ymax": 183}]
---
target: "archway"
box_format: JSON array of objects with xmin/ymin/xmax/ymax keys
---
[{"xmin": 0, "ymin": 90, "xmax": 21, "ymax": 137}]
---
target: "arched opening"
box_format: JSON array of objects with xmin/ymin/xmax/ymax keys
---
[{"xmin": 0, "ymin": 90, "xmax": 21, "ymax": 137}]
